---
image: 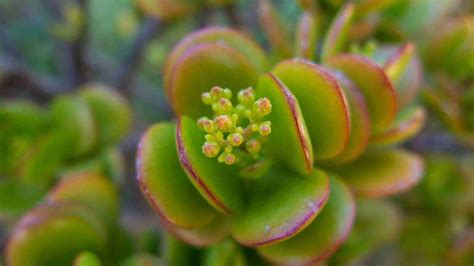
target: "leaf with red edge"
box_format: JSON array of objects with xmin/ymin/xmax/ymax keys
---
[
  {"xmin": 136, "ymin": 123, "xmax": 218, "ymax": 228},
  {"xmin": 272, "ymin": 60, "xmax": 351, "ymax": 160},
  {"xmin": 177, "ymin": 116, "xmax": 244, "ymax": 214},
  {"xmin": 295, "ymin": 12, "xmax": 319, "ymax": 60},
  {"xmin": 326, "ymin": 54, "xmax": 397, "ymax": 134},
  {"xmin": 164, "ymin": 27, "xmax": 267, "ymax": 98},
  {"xmin": 321, "ymin": 3, "xmax": 355, "ymax": 63},
  {"xmin": 257, "ymin": 175, "xmax": 355, "ymax": 265},
  {"xmin": 258, "ymin": 0, "xmax": 292, "ymax": 58},
  {"xmin": 370, "ymin": 106, "xmax": 426, "ymax": 147},
  {"xmin": 168, "ymin": 44, "xmax": 259, "ymax": 118},
  {"xmin": 256, "ymin": 73, "xmax": 314, "ymax": 175},
  {"xmin": 331, "ymin": 149, "xmax": 424, "ymax": 198},
  {"xmin": 136, "ymin": 0, "xmax": 204, "ymax": 21},
  {"xmin": 231, "ymin": 168, "xmax": 329, "ymax": 247},
  {"xmin": 328, "ymin": 72, "xmax": 371, "ymax": 164}
]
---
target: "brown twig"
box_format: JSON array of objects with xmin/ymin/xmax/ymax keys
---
[{"xmin": 114, "ymin": 17, "xmax": 163, "ymax": 97}]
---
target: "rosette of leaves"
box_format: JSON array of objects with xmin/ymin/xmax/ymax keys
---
[
  {"xmin": 136, "ymin": 0, "xmax": 235, "ymax": 22},
  {"xmin": 420, "ymin": 16, "xmax": 474, "ymax": 145},
  {"xmin": 0, "ymin": 84, "xmax": 131, "ymax": 219},
  {"xmin": 137, "ymin": 5, "xmax": 425, "ymax": 263}
]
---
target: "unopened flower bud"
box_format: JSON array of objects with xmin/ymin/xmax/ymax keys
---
[
  {"xmin": 258, "ymin": 121, "xmax": 272, "ymax": 136},
  {"xmin": 216, "ymin": 98, "xmax": 233, "ymax": 114},
  {"xmin": 253, "ymin": 98, "xmax": 272, "ymax": 117},
  {"xmin": 227, "ymin": 133, "xmax": 244, "ymax": 146},
  {"xmin": 202, "ymin": 92, "xmax": 213, "ymax": 105},
  {"xmin": 223, "ymin": 88, "xmax": 232, "ymax": 99},
  {"xmin": 202, "ymin": 141, "xmax": 220, "ymax": 157},
  {"xmin": 215, "ymin": 115, "xmax": 233, "ymax": 132},
  {"xmin": 210, "ymin": 86, "xmax": 224, "ymax": 100},
  {"xmin": 238, "ymin": 88, "xmax": 255, "ymax": 106},
  {"xmin": 223, "ymin": 153, "xmax": 236, "ymax": 165},
  {"xmin": 197, "ymin": 117, "xmax": 215, "ymax": 133},
  {"xmin": 246, "ymin": 139, "xmax": 261, "ymax": 154}
]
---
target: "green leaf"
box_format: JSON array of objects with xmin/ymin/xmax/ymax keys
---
[
  {"xmin": 177, "ymin": 116, "xmax": 244, "ymax": 214},
  {"xmin": 164, "ymin": 27, "xmax": 267, "ymax": 97},
  {"xmin": 6, "ymin": 202, "xmax": 107, "ymax": 266},
  {"xmin": 79, "ymin": 84, "xmax": 131, "ymax": 149},
  {"xmin": 256, "ymin": 73, "xmax": 314, "ymax": 175},
  {"xmin": 0, "ymin": 179, "xmax": 45, "ymax": 219},
  {"xmin": 295, "ymin": 12, "xmax": 319, "ymax": 60},
  {"xmin": 48, "ymin": 172, "xmax": 119, "ymax": 228},
  {"xmin": 258, "ymin": 0, "xmax": 293, "ymax": 58},
  {"xmin": 137, "ymin": 0, "xmax": 204, "ymax": 21},
  {"xmin": 163, "ymin": 214, "xmax": 231, "ymax": 247},
  {"xmin": 202, "ymin": 239, "xmax": 247, "ymax": 266},
  {"xmin": 167, "ymin": 44, "xmax": 259, "ymax": 118},
  {"xmin": 50, "ymin": 95, "xmax": 96, "ymax": 157},
  {"xmin": 370, "ymin": 106, "xmax": 426, "ymax": 147},
  {"xmin": 331, "ymin": 149, "xmax": 424, "ymax": 198},
  {"xmin": 383, "ymin": 43, "xmax": 415, "ymax": 82},
  {"xmin": 120, "ymin": 253, "xmax": 165, "ymax": 266},
  {"xmin": 257, "ymin": 175, "xmax": 355, "ymax": 265},
  {"xmin": 136, "ymin": 122, "xmax": 218, "ymax": 227},
  {"xmin": 328, "ymin": 73, "xmax": 371, "ymax": 163},
  {"xmin": 231, "ymin": 168, "xmax": 329, "ymax": 247},
  {"xmin": 326, "ymin": 54, "xmax": 397, "ymax": 134},
  {"xmin": 321, "ymin": 3, "xmax": 355, "ymax": 63},
  {"xmin": 272, "ymin": 60, "xmax": 350, "ymax": 160}
]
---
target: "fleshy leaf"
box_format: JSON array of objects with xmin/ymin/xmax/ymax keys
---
[
  {"xmin": 6, "ymin": 202, "xmax": 107, "ymax": 266},
  {"xmin": 328, "ymin": 72, "xmax": 371, "ymax": 163},
  {"xmin": 136, "ymin": 123, "xmax": 218, "ymax": 228},
  {"xmin": 50, "ymin": 95, "xmax": 96, "ymax": 158},
  {"xmin": 164, "ymin": 27, "xmax": 267, "ymax": 97},
  {"xmin": 257, "ymin": 175, "xmax": 355, "ymax": 265},
  {"xmin": 321, "ymin": 3, "xmax": 355, "ymax": 63},
  {"xmin": 258, "ymin": 0, "xmax": 292, "ymax": 58},
  {"xmin": 295, "ymin": 12, "xmax": 319, "ymax": 60},
  {"xmin": 162, "ymin": 214, "xmax": 231, "ymax": 247},
  {"xmin": 177, "ymin": 116, "xmax": 244, "ymax": 214},
  {"xmin": 256, "ymin": 73, "xmax": 314, "ymax": 175},
  {"xmin": 232, "ymin": 168, "xmax": 329, "ymax": 247},
  {"xmin": 79, "ymin": 85, "xmax": 131, "ymax": 148},
  {"xmin": 48, "ymin": 172, "xmax": 119, "ymax": 227},
  {"xmin": 272, "ymin": 60, "xmax": 350, "ymax": 160},
  {"xmin": 202, "ymin": 239, "xmax": 247, "ymax": 266},
  {"xmin": 370, "ymin": 106, "xmax": 426, "ymax": 147},
  {"xmin": 383, "ymin": 43, "xmax": 415, "ymax": 82},
  {"xmin": 331, "ymin": 149, "xmax": 423, "ymax": 198},
  {"xmin": 73, "ymin": 251, "xmax": 102, "ymax": 266},
  {"xmin": 168, "ymin": 44, "xmax": 259, "ymax": 118},
  {"xmin": 0, "ymin": 179, "xmax": 45, "ymax": 218},
  {"xmin": 327, "ymin": 54, "xmax": 397, "ymax": 134}
]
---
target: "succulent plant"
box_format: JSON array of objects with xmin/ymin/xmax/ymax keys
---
[
  {"xmin": 0, "ymin": 84, "xmax": 131, "ymax": 218},
  {"xmin": 136, "ymin": 3, "xmax": 425, "ymax": 264}
]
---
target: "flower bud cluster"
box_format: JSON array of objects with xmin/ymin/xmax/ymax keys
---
[{"xmin": 197, "ymin": 86, "xmax": 272, "ymax": 165}]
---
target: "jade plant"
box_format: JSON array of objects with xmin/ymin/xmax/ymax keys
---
[
  {"xmin": 136, "ymin": 3, "xmax": 425, "ymax": 264},
  {"xmin": 0, "ymin": 84, "xmax": 131, "ymax": 219}
]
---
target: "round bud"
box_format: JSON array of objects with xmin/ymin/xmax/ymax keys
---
[
  {"xmin": 258, "ymin": 121, "xmax": 272, "ymax": 136},
  {"xmin": 238, "ymin": 88, "xmax": 255, "ymax": 106},
  {"xmin": 246, "ymin": 139, "xmax": 261, "ymax": 154},
  {"xmin": 227, "ymin": 133, "xmax": 244, "ymax": 146},
  {"xmin": 210, "ymin": 86, "xmax": 224, "ymax": 100},
  {"xmin": 253, "ymin": 98, "xmax": 272, "ymax": 117},
  {"xmin": 202, "ymin": 141, "xmax": 220, "ymax": 158},
  {"xmin": 223, "ymin": 153, "xmax": 236, "ymax": 165},
  {"xmin": 223, "ymin": 88, "xmax": 232, "ymax": 99},
  {"xmin": 216, "ymin": 98, "xmax": 233, "ymax": 114},
  {"xmin": 202, "ymin": 92, "xmax": 213, "ymax": 105},
  {"xmin": 215, "ymin": 115, "xmax": 233, "ymax": 132},
  {"xmin": 197, "ymin": 117, "xmax": 215, "ymax": 133}
]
